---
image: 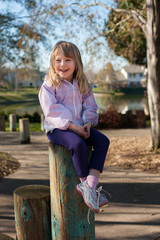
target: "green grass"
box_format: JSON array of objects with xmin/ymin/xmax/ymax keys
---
[
  {"xmin": 5, "ymin": 122, "xmax": 41, "ymax": 132},
  {"xmin": 93, "ymin": 87, "xmax": 108, "ymax": 93},
  {"xmin": 0, "ymin": 88, "xmax": 39, "ymax": 103},
  {"xmin": 146, "ymin": 120, "xmax": 151, "ymax": 127},
  {"xmin": 93, "ymin": 87, "xmax": 124, "ymax": 96},
  {"xmin": 30, "ymin": 123, "xmax": 41, "ymax": 131}
]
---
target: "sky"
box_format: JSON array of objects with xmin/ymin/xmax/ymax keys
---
[{"xmin": 1, "ymin": 0, "xmax": 128, "ymax": 73}]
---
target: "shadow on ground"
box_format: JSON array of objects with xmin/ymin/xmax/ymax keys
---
[
  {"xmin": 1, "ymin": 178, "xmax": 160, "ymax": 205},
  {"xmin": 99, "ymin": 182, "xmax": 160, "ymax": 205},
  {"xmin": 0, "ymin": 178, "xmax": 50, "ymax": 195}
]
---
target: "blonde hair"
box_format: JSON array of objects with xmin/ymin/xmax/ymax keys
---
[{"xmin": 46, "ymin": 41, "xmax": 91, "ymax": 94}]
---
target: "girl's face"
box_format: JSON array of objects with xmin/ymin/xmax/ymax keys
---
[{"xmin": 54, "ymin": 50, "xmax": 76, "ymax": 82}]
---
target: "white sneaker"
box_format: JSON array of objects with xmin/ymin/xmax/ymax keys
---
[
  {"xmin": 99, "ymin": 194, "xmax": 109, "ymax": 207},
  {"xmin": 96, "ymin": 186, "xmax": 111, "ymax": 208},
  {"xmin": 76, "ymin": 180, "xmax": 100, "ymax": 213}
]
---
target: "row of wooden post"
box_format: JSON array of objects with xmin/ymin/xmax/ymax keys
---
[
  {"xmin": 12, "ymin": 144, "xmax": 95, "ymax": 240},
  {"xmin": 0, "ymin": 114, "xmax": 44, "ymax": 144},
  {"xmin": 0, "ymin": 114, "xmax": 44, "ymax": 132},
  {"xmin": 0, "ymin": 116, "xmax": 30, "ymax": 144},
  {"xmin": 0, "ymin": 115, "xmax": 95, "ymax": 239}
]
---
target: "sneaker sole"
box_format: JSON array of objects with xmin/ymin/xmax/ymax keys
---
[
  {"xmin": 99, "ymin": 201, "xmax": 109, "ymax": 208},
  {"xmin": 76, "ymin": 185, "xmax": 100, "ymax": 213},
  {"xmin": 100, "ymin": 203, "xmax": 109, "ymax": 208}
]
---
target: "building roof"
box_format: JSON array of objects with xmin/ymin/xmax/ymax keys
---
[{"xmin": 123, "ymin": 64, "xmax": 144, "ymax": 74}]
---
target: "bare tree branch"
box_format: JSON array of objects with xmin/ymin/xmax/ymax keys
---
[
  {"xmin": 105, "ymin": 15, "xmax": 132, "ymax": 36},
  {"xmin": 88, "ymin": 15, "xmax": 132, "ymax": 43}
]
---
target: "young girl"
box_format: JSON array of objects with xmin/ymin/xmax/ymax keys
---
[{"xmin": 39, "ymin": 41, "xmax": 110, "ymax": 214}]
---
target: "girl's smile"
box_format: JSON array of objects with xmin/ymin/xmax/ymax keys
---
[{"xmin": 55, "ymin": 50, "xmax": 75, "ymax": 82}]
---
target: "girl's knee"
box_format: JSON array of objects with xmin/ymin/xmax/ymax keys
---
[
  {"xmin": 71, "ymin": 136, "xmax": 87, "ymax": 151},
  {"xmin": 105, "ymin": 135, "xmax": 110, "ymax": 147},
  {"xmin": 98, "ymin": 132, "xmax": 110, "ymax": 146},
  {"xmin": 101, "ymin": 135, "xmax": 110, "ymax": 149}
]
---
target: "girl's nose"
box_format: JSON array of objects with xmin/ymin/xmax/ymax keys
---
[{"xmin": 61, "ymin": 60, "xmax": 66, "ymax": 66}]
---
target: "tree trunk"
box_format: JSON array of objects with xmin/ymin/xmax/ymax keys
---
[{"xmin": 146, "ymin": 0, "xmax": 160, "ymax": 150}]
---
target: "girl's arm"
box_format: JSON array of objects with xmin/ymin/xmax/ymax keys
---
[
  {"xmin": 82, "ymin": 87, "xmax": 99, "ymax": 127},
  {"xmin": 38, "ymin": 82, "xmax": 72, "ymax": 130}
]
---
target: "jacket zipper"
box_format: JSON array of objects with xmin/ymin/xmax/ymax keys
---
[
  {"xmin": 72, "ymin": 84, "xmax": 77, "ymax": 122},
  {"xmin": 64, "ymin": 80, "xmax": 77, "ymax": 121}
]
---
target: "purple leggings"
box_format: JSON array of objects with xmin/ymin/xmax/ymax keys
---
[{"xmin": 47, "ymin": 128, "xmax": 110, "ymax": 178}]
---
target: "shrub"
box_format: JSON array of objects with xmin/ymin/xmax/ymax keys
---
[
  {"xmin": 97, "ymin": 107, "xmax": 122, "ymax": 129},
  {"xmin": 97, "ymin": 108, "xmax": 146, "ymax": 129},
  {"xmin": 17, "ymin": 112, "xmax": 41, "ymax": 123}
]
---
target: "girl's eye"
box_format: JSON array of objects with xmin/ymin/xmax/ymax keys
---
[
  {"xmin": 66, "ymin": 59, "xmax": 71, "ymax": 61},
  {"xmin": 56, "ymin": 59, "xmax": 61, "ymax": 62}
]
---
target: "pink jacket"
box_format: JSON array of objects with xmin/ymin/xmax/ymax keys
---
[{"xmin": 38, "ymin": 78, "xmax": 98, "ymax": 132}]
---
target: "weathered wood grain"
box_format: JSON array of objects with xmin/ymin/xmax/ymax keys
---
[
  {"xmin": 49, "ymin": 143, "xmax": 95, "ymax": 240},
  {"xmin": 14, "ymin": 185, "xmax": 51, "ymax": 240}
]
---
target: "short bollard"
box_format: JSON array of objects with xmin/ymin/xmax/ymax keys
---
[
  {"xmin": 0, "ymin": 116, "xmax": 5, "ymax": 131},
  {"xmin": 0, "ymin": 233, "xmax": 14, "ymax": 240},
  {"xmin": 9, "ymin": 114, "xmax": 16, "ymax": 131},
  {"xmin": 49, "ymin": 143, "xmax": 95, "ymax": 240},
  {"xmin": 14, "ymin": 185, "xmax": 51, "ymax": 240},
  {"xmin": 41, "ymin": 114, "xmax": 44, "ymax": 131},
  {"xmin": 19, "ymin": 118, "xmax": 30, "ymax": 143}
]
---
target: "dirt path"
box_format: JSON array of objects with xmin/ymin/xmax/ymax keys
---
[{"xmin": 0, "ymin": 129, "xmax": 160, "ymax": 240}]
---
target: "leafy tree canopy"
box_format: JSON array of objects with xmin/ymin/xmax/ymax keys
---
[
  {"xmin": 0, "ymin": 0, "xmax": 45, "ymax": 69},
  {"xmin": 106, "ymin": 0, "xmax": 146, "ymax": 65}
]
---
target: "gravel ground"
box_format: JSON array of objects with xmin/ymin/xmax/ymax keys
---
[{"xmin": 106, "ymin": 135, "xmax": 160, "ymax": 173}]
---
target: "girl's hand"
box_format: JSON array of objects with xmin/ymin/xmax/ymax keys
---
[
  {"xmin": 68, "ymin": 122, "xmax": 88, "ymax": 139},
  {"xmin": 83, "ymin": 122, "xmax": 92, "ymax": 139}
]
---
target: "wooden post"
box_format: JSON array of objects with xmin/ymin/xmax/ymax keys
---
[
  {"xmin": 0, "ymin": 116, "xmax": 5, "ymax": 131},
  {"xmin": 49, "ymin": 143, "xmax": 95, "ymax": 240},
  {"xmin": 19, "ymin": 118, "xmax": 30, "ymax": 143},
  {"xmin": 0, "ymin": 233, "xmax": 14, "ymax": 240},
  {"xmin": 14, "ymin": 185, "xmax": 51, "ymax": 240},
  {"xmin": 9, "ymin": 114, "xmax": 16, "ymax": 131},
  {"xmin": 41, "ymin": 114, "xmax": 44, "ymax": 131}
]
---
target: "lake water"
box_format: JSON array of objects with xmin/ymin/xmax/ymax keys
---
[
  {"xmin": 0, "ymin": 93, "xmax": 149, "ymax": 116},
  {"xmin": 94, "ymin": 93, "xmax": 149, "ymax": 115}
]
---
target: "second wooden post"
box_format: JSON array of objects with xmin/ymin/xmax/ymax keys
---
[
  {"xmin": 19, "ymin": 118, "xmax": 30, "ymax": 143},
  {"xmin": 49, "ymin": 143, "xmax": 95, "ymax": 240},
  {"xmin": 14, "ymin": 185, "xmax": 51, "ymax": 240},
  {"xmin": 9, "ymin": 114, "xmax": 16, "ymax": 131}
]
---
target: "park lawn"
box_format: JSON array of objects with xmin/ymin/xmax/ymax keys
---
[
  {"xmin": 5, "ymin": 122, "xmax": 41, "ymax": 132},
  {"xmin": 93, "ymin": 87, "xmax": 124, "ymax": 96},
  {"xmin": 0, "ymin": 88, "xmax": 39, "ymax": 103}
]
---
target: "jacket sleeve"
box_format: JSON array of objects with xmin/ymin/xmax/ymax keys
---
[
  {"xmin": 38, "ymin": 82, "xmax": 72, "ymax": 130},
  {"xmin": 82, "ymin": 87, "xmax": 98, "ymax": 126}
]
